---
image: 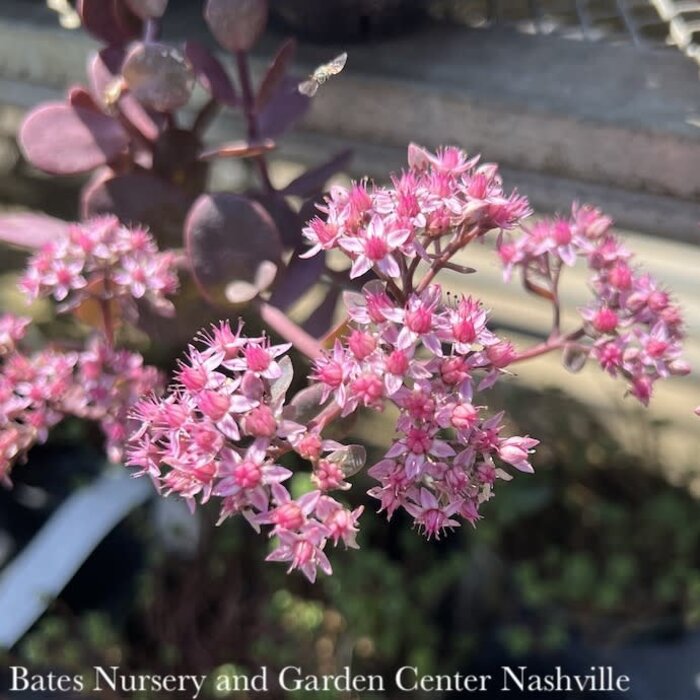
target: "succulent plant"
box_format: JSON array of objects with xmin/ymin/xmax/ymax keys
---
[{"xmin": 3, "ymin": 0, "xmax": 351, "ymax": 329}]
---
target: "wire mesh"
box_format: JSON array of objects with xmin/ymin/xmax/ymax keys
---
[{"xmin": 430, "ymin": 0, "xmax": 700, "ymax": 64}]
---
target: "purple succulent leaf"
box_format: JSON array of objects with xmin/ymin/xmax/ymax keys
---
[
  {"xmin": 88, "ymin": 47, "xmax": 125, "ymax": 107},
  {"xmin": 289, "ymin": 384, "xmax": 327, "ymax": 423},
  {"xmin": 204, "ymin": 0, "xmax": 269, "ymax": 53},
  {"xmin": 248, "ymin": 192, "xmax": 302, "ymax": 248},
  {"xmin": 298, "ymin": 194, "xmax": 324, "ymax": 224},
  {"xmin": 185, "ymin": 193, "xmax": 282, "ymax": 305},
  {"xmin": 256, "ymin": 38, "xmax": 297, "ymax": 111},
  {"xmin": 82, "ymin": 171, "xmax": 191, "ymax": 246},
  {"xmin": 67, "ymin": 86, "xmax": 101, "ymax": 112},
  {"xmin": 183, "ymin": 40, "xmax": 238, "ymax": 107},
  {"xmin": 282, "ymin": 149, "xmax": 352, "ymax": 198},
  {"xmin": 257, "ymin": 75, "xmax": 310, "ymax": 138},
  {"xmin": 124, "ymin": 0, "xmax": 169, "ymax": 19},
  {"xmin": 268, "ymin": 246, "xmax": 326, "ymax": 310},
  {"xmin": 303, "ymin": 285, "xmax": 340, "ymax": 337},
  {"xmin": 118, "ymin": 92, "xmax": 164, "ymax": 142},
  {"xmin": 20, "ymin": 103, "xmax": 129, "ymax": 175},
  {"xmin": 78, "ymin": 0, "xmax": 141, "ymax": 45},
  {"xmin": 90, "ymin": 48, "xmax": 165, "ymax": 142},
  {"xmin": 0, "ymin": 213, "xmax": 70, "ymax": 250},
  {"xmin": 121, "ymin": 42, "xmax": 195, "ymax": 113},
  {"xmin": 199, "ymin": 139, "xmax": 275, "ymax": 161},
  {"xmin": 152, "ymin": 129, "xmax": 207, "ymax": 195},
  {"xmin": 87, "ymin": 48, "xmax": 164, "ymax": 140}
]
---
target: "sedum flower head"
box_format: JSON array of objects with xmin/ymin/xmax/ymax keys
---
[
  {"xmin": 313, "ymin": 282, "xmax": 538, "ymax": 539},
  {"xmin": 0, "ymin": 316, "xmax": 161, "ymax": 484},
  {"xmin": 126, "ymin": 321, "xmax": 362, "ymax": 583},
  {"xmin": 498, "ymin": 204, "xmax": 688, "ymax": 404},
  {"xmin": 19, "ymin": 215, "xmax": 179, "ymax": 317},
  {"xmin": 302, "ymin": 145, "xmax": 531, "ymax": 276}
]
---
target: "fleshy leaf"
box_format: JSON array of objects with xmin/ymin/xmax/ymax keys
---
[
  {"xmin": 225, "ymin": 260, "xmax": 278, "ymax": 304},
  {"xmin": 250, "ymin": 192, "xmax": 301, "ymax": 248},
  {"xmin": 258, "ymin": 75, "xmax": 310, "ymax": 138},
  {"xmin": 268, "ymin": 247, "xmax": 325, "ymax": 310},
  {"xmin": 270, "ymin": 356, "xmax": 294, "ymax": 404},
  {"xmin": 298, "ymin": 194, "xmax": 323, "ymax": 226},
  {"xmin": 327, "ymin": 445, "xmax": 366, "ymax": 478},
  {"xmin": 256, "ymin": 38, "xmax": 297, "ymax": 111},
  {"xmin": 303, "ymin": 286, "xmax": 340, "ymax": 337},
  {"xmin": 282, "ymin": 149, "xmax": 352, "ymax": 198},
  {"xmin": 185, "ymin": 193, "xmax": 282, "ymax": 305},
  {"xmin": 88, "ymin": 47, "xmax": 125, "ymax": 106},
  {"xmin": 152, "ymin": 129, "xmax": 207, "ymax": 195},
  {"xmin": 20, "ymin": 103, "xmax": 129, "ymax": 175},
  {"xmin": 184, "ymin": 41, "xmax": 237, "ymax": 107},
  {"xmin": 67, "ymin": 86, "xmax": 100, "ymax": 112},
  {"xmin": 563, "ymin": 345, "xmax": 589, "ymax": 373},
  {"xmin": 289, "ymin": 384, "xmax": 327, "ymax": 424},
  {"xmin": 204, "ymin": 0, "xmax": 268, "ymax": 53},
  {"xmin": 0, "ymin": 213, "xmax": 70, "ymax": 250},
  {"xmin": 124, "ymin": 0, "xmax": 169, "ymax": 19},
  {"xmin": 122, "ymin": 42, "xmax": 195, "ymax": 112},
  {"xmin": 82, "ymin": 171, "xmax": 191, "ymax": 246},
  {"xmin": 522, "ymin": 268, "xmax": 555, "ymax": 301},
  {"xmin": 77, "ymin": 0, "xmax": 141, "ymax": 45},
  {"xmin": 199, "ymin": 139, "xmax": 275, "ymax": 161},
  {"xmin": 118, "ymin": 93, "xmax": 164, "ymax": 141},
  {"xmin": 90, "ymin": 46, "xmax": 167, "ymax": 143}
]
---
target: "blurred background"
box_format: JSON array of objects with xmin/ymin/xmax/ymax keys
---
[{"xmin": 0, "ymin": 1, "xmax": 700, "ymax": 698}]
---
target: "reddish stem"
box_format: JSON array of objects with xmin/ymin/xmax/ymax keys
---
[
  {"xmin": 192, "ymin": 98, "xmax": 221, "ymax": 136},
  {"xmin": 143, "ymin": 18, "xmax": 160, "ymax": 43},
  {"xmin": 235, "ymin": 50, "xmax": 274, "ymax": 193},
  {"xmin": 510, "ymin": 337, "xmax": 566, "ymax": 364},
  {"xmin": 101, "ymin": 301, "xmax": 115, "ymax": 348},
  {"xmin": 510, "ymin": 327, "xmax": 586, "ymax": 364},
  {"xmin": 415, "ymin": 225, "xmax": 480, "ymax": 295},
  {"xmin": 309, "ymin": 401, "xmax": 342, "ymax": 432},
  {"xmin": 256, "ymin": 301, "xmax": 323, "ymax": 360}
]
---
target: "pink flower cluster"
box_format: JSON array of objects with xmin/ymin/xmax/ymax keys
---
[
  {"xmin": 126, "ymin": 144, "xmax": 689, "ymax": 582},
  {"xmin": 313, "ymin": 282, "xmax": 537, "ymax": 538},
  {"xmin": 19, "ymin": 215, "xmax": 179, "ymax": 317},
  {"xmin": 126, "ymin": 322, "xmax": 363, "ymax": 583},
  {"xmin": 0, "ymin": 314, "xmax": 160, "ymax": 484},
  {"xmin": 302, "ymin": 144, "xmax": 531, "ymax": 278},
  {"xmin": 499, "ymin": 204, "xmax": 689, "ymax": 403}
]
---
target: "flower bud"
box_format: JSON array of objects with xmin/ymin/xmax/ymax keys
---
[
  {"xmin": 592, "ymin": 308, "xmax": 618, "ymax": 334},
  {"xmin": 486, "ymin": 341, "xmax": 516, "ymax": 368},
  {"xmin": 243, "ymin": 405, "xmax": 277, "ymax": 437},
  {"xmin": 451, "ymin": 403, "xmax": 478, "ymax": 430}
]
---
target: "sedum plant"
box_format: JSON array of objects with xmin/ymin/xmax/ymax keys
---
[
  {"xmin": 5, "ymin": 0, "xmax": 350, "ymax": 316},
  {"xmin": 0, "ymin": 2, "xmax": 691, "ymax": 584},
  {"xmin": 0, "ymin": 142, "xmax": 691, "ymax": 580}
]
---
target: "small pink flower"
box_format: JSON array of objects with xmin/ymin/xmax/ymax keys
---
[
  {"xmin": 405, "ymin": 489, "xmax": 461, "ymax": 540},
  {"xmin": 300, "ymin": 216, "xmax": 339, "ymax": 258},
  {"xmin": 312, "ymin": 459, "xmax": 350, "ymax": 491},
  {"xmin": 266, "ymin": 526, "xmax": 332, "ymax": 583},
  {"xmin": 592, "ymin": 308, "xmax": 619, "ymax": 334},
  {"xmin": 340, "ymin": 215, "xmax": 411, "ymax": 279},
  {"xmin": 19, "ymin": 216, "xmax": 178, "ymax": 318},
  {"xmin": 498, "ymin": 436, "xmax": 538, "ymax": 473}
]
